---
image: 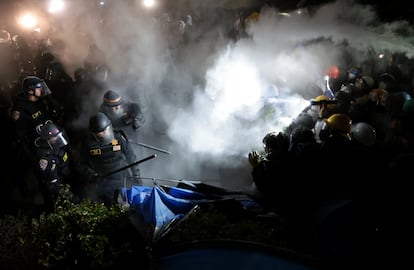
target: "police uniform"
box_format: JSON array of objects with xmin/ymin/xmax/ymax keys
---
[
  {"xmin": 100, "ymin": 102, "xmax": 145, "ymax": 138},
  {"xmin": 11, "ymin": 92, "xmax": 61, "ymax": 158},
  {"xmin": 99, "ymin": 90, "xmax": 145, "ymax": 157},
  {"xmin": 79, "ymin": 130, "xmax": 140, "ymax": 205},
  {"xmin": 37, "ymin": 146, "xmax": 72, "ymax": 184},
  {"xmin": 35, "ymin": 144, "xmax": 74, "ymax": 209},
  {"xmin": 10, "ymin": 76, "xmax": 63, "ymax": 200}
]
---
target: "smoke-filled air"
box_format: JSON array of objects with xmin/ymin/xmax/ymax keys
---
[{"xmin": 33, "ymin": 0, "xmax": 414, "ymax": 189}]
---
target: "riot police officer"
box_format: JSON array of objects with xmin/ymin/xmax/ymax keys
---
[
  {"xmin": 78, "ymin": 112, "xmax": 141, "ymax": 206},
  {"xmin": 11, "ymin": 76, "xmax": 64, "ymax": 159},
  {"xmin": 10, "ymin": 75, "xmax": 64, "ymax": 199},
  {"xmin": 35, "ymin": 123, "xmax": 78, "ymax": 211},
  {"xmin": 99, "ymin": 90, "xmax": 145, "ymax": 140}
]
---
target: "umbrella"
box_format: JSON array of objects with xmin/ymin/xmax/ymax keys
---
[{"xmin": 122, "ymin": 183, "xmax": 214, "ymax": 243}]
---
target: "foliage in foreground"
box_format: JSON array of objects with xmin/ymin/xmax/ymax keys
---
[
  {"xmin": 0, "ymin": 190, "xmax": 147, "ymax": 270},
  {"xmin": 158, "ymin": 201, "xmax": 288, "ymax": 247},
  {"xmin": 0, "ymin": 190, "xmax": 288, "ymax": 270}
]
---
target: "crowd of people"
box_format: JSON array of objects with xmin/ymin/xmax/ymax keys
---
[
  {"xmin": 0, "ymin": 7, "xmax": 236, "ymax": 213},
  {"xmin": 0, "ymin": 4, "xmax": 413, "ymax": 266},
  {"xmin": 5, "ymin": 73, "xmax": 145, "ymax": 211},
  {"xmin": 0, "ymin": 24, "xmax": 152, "ymax": 212},
  {"xmin": 247, "ymin": 64, "xmax": 414, "ymax": 265}
]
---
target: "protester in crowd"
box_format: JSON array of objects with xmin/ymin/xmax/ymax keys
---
[
  {"xmin": 314, "ymin": 113, "xmax": 354, "ymax": 200},
  {"xmin": 284, "ymin": 94, "xmax": 338, "ymax": 136},
  {"xmin": 248, "ymin": 131, "xmax": 293, "ymax": 211}
]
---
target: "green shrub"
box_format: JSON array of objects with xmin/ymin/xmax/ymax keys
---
[
  {"xmin": 0, "ymin": 213, "xmax": 35, "ymax": 270},
  {"xmin": 157, "ymin": 202, "xmax": 287, "ymax": 247},
  {"xmin": 0, "ymin": 189, "xmax": 287, "ymax": 270},
  {"xmin": 0, "ymin": 188, "xmax": 148, "ymax": 270}
]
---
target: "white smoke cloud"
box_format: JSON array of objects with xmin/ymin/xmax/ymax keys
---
[{"xmin": 37, "ymin": 0, "xmax": 414, "ymax": 190}]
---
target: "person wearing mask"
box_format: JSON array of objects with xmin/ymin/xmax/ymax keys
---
[
  {"xmin": 99, "ymin": 90, "xmax": 145, "ymax": 141},
  {"xmin": 11, "ymin": 76, "xmax": 64, "ymax": 158},
  {"xmin": 10, "ymin": 75, "xmax": 64, "ymax": 200},
  {"xmin": 78, "ymin": 112, "xmax": 141, "ymax": 206},
  {"xmin": 34, "ymin": 122, "xmax": 78, "ymax": 211}
]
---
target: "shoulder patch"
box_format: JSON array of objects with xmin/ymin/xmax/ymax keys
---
[
  {"xmin": 39, "ymin": 159, "xmax": 48, "ymax": 171},
  {"xmin": 111, "ymin": 139, "xmax": 119, "ymax": 145},
  {"xmin": 11, "ymin": 110, "xmax": 20, "ymax": 121}
]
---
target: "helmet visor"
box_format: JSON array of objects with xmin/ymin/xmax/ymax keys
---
[
  {"xmin": 105, "ymin": 104, "xmax": 124, "ymax": 120},
  {"xmin": 95, "ymin": 125, "xmax": 114, "ymax": 144},
  {"xmin": 29, "ymin": 80, "xmax": 52, "ymax": 97},
  {"xmin": 47, "ymin": 132, "xmax": 68, "ymax": 149}
]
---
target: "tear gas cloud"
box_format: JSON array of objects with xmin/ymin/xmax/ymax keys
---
[{"xmin": 43, "ymin": 0, "xmax": 414, "ymax": 189}]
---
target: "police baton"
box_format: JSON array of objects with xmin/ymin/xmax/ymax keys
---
[
  {"xmin": 103, "ymin": 154, "xmax": 157, "ymax": 177},
  {"xmin": 129, "ymin": 140, "xmax": 171, "ymax": 155}
]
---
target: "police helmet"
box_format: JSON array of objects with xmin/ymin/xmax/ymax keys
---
[
  {"xmin": 89, "ymin": 112, "xmax": 114, "ymax": 144},
  {"xmin": 103, "ymin": 90, "xmax": 124, "ymax": 107},
  {"xmin": 89, "ymin": 112, "xmax": 112, "ymax": 133},
  {"xmin": 40, "ymin": 123, "xmax": 68, "ymax": 149},
  {"xmin": 22, "ymin": 76, "xmax": 52, "ymax": 96}
]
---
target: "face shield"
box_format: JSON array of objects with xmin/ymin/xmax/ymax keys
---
[
  {"xmin": 47, "ymin": 131, "xmax": 69, "ymax": 149},
  {"xmin": 29, "ymin": 81, "xmax": 52, "ymax": 97},
  {"xmin": 102, "ymin": 90, "xmax": 125, "ymax": 120},
  {"xmin": 107, "ymin": 104, "xmax": 125, "ymax": 120},
  {"xmin": 28, "ymin": 80, "xmax": 52, "ymax": 97},
  {"xmin": 40, "ymin": 123, "xmax": 69, "ymax": 150},
  {"xmin": 37, "ymin": 80, "xmax": 52, "ymax": 96},
  {"xmin": 93, "ymin": 124, "xmax": 114, "ymax": 144}
]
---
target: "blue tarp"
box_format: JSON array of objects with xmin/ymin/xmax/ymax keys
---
[
  {"xmin": 122, "ymin": 185, "xmax": 213, "ymax": 242},
  {"xmin": 121, "ymin": 183, "xmax": 267, "ymax": 243}
]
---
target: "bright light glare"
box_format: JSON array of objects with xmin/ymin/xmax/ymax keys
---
[
  {"xmin": 48, "ymin": 0, "xmax": 65, "ymax": 13},
  {"xmin": 18, "ymin": 14, "xmax": 38, "ymax": 30},
  {"xmin": 205, "ymin": 52, "xmax": 263, "ymax": 123},
  {"xmin": 143, "ymin": 0, "xmax": 155, "ymax": 8}
]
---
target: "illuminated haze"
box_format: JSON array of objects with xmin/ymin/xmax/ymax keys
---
[{"xmin": 41, "ymin": 0, "xmax": 414, "ymax": 189}]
